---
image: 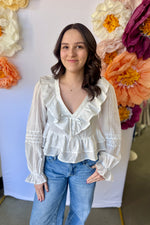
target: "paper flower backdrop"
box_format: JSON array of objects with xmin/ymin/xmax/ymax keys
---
[
  {"xmin": 104, "ymin": 51, "xmax": 150, "ymax": 107},
  {"xmin": 119, "ymin": 104, "xmax": 142, "ymax": 129},
  {"xmin": 91, "ymin": 0, "xmax": 131, "ymax": 41},
  {"xmin": 97, "ymin": 39, "xmax": 125, "ymax": 75},
  {"xmin": 0, "ymin": 57, "xmax": 20, "ymax": 88},
  {"xmin": 113, "ymin": 0, "xmax": 142, "ymax": 11},
  {"xmin": 92, "ymin": 0, "xmax": 150, "ymax": 129},
  {"xmin": 122, "ymin": 0, "xmax": 150, "ymax": 60},
  {"xmin": 0, "ymin": 7, "xmax": 21, "ymax": 57},
  {"xmin": 0, "ymin": 0, "xmax": 29, "ymax": 11}
]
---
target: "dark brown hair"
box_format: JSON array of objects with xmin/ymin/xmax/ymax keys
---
[{"xmin": 51, "ymin": 23, "xmax": 101, "ymax": 100}]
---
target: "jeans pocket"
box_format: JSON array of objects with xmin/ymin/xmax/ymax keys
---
[{"xmin": 82, "ymin": 160, "xmax": 96, "ymax": 171}]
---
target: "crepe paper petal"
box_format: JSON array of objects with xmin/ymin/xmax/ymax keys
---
[
  {"xmin": 119, "ymin": 104, "xmax": 142, "ymax": 129},
  {"xmin": 97, "ymin": 39, "xmax": 126, "ymax": 76},
  {"xmin": 91, "ymin": 0, "xmax": 131, "ymax": 41},
  {"xmin": 0, "ymin": 0, "xmax": 29, "ymax": 11},
  {"xmin": 113, "ymin": 0, "xmax": 142, "ymax": 12},
  {"xmin": 0, "ymin": 7, "xmax": 22, "ymax": 57},
  {"xmin": 0, "ymin": 57, "xmax": 21, "ymax": 89},
  {"xmin": 122, "ymin": 0, "xmax": 150, "ymax": 60},
  {"xmin": 104, "ymin": 51, "xmax": 150, "ymax": 107}
]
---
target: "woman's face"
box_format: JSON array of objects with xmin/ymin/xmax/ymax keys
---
[{"xmin": 60, "ymin": 29, "xmax": 88, "ymax": 75}]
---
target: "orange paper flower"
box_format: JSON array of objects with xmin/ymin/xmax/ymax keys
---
[
  {"xmin": 0, "ymin": 57, "xmax": 21, "ymax": 89},
  {"xmin": 104, "ymin": 51, "xmax": 150, "ymax": 106}
]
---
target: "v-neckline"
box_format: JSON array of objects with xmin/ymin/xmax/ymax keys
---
[{"xmin": 55, "ymin": 79, "xmax": 88, "ymax": 117}]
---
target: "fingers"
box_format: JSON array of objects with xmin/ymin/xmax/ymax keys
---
[
  {"xmin": 44, "ymin": 182, "xmax": 49, "ymax": 192},
  {"xmin": 34, "ymin": 182, "xmax": 48, "ymax": 202},
  {"xmin": 86, "ymin": 170, "xmax": 104, "ymax": 184}
]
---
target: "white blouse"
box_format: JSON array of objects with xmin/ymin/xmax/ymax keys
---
[{"xmin": 25, "ymin": 75, "xmax": 121, "ymax": 184}]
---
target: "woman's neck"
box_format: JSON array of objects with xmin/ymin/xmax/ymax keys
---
[{"xmin": 60, "ymin": 71, "xmax": 84, "ymax": 87}]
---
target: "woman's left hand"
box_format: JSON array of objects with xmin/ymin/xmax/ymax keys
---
[{"xmin": 86, "ymin": 165, "xmax": 104, "ymax": 184}]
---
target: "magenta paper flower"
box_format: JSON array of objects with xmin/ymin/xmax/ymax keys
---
[
  {"xmin": 122, "ymin": 0, "xmax": 150, "ymax": 60},
  {"xmin": 119, "ymin": 104, "xmax": 142, "ymax": 130}
]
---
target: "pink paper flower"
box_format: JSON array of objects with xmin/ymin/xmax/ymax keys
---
[
  {"xmin": 113, "ymin": 0, "xmax": 142, "ymax": 11},
  {"xmin": 97, "ymin": 39, "xmax": 125, "ymax": 76},
  {"xmin": 119, "ymin": 104, "xmax": 142, "ymax": 129},
  {"xmin": 122, "ymin": 0, "xmax": 150, "ymax": 60}
]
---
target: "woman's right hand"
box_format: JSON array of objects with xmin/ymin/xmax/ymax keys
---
[{"xmin": 34, "ymin": 182, "xmax": 49, "ymax": 202}]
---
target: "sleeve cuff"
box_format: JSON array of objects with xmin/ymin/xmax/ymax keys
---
[
  {"xmin": 96, "ymin": 161, "xmax": 112, "ymax": 181},
  {"xmin": 25, "ymin": 173, "xmax": 47, "ymax": 184}
]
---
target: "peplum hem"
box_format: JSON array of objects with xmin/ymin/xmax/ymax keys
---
[{"xmin": 43, "ymin": 129, "xmax": 107, "ymax": 163}]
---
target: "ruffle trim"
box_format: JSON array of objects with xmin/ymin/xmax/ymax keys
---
[
  {"xmin": 40, "ymin": 75, "xmax": 110, "ymax": 136},
  {"xmin": 96, "ymin": 162, "xmax": 112, "ymax": 181},
  {"xmin": 25, "ymin": 173, "xmax": 47, "ymax": 184},
  {"xmin": 42, "ymin": 129, "xmax": 106, "ymax": 163}
]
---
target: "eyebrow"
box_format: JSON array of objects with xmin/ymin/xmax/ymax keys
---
[{"xmin": 61, "ymin": 42, "xmax": 86, "ymax": 45}]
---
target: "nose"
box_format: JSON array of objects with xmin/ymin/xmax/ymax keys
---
[{"xmin": 68, "ymin": 47, "xmax": 76, "ymax": 57}]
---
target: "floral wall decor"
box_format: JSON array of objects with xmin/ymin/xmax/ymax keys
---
[
  {"xmin": 0, "ymin": 57, "xmax": 21, "ymax": 88},
  {"xmin": 122, "ymin": 0, "xmax": 150, "ymax": 60},
  {"xmin": 0, "ymin": 7, "xmax": 21, "ymax": 57},
  {"xmin": 0, "ymin": 0, "xmax": 29, "ymax": 11},
  {"xmin": 104, "ymin": 51, "xmax": 150, "ymax": 107},
  {"xmin": 91, "ymin": 0, "xmax": 132, "ymax": 41},
  {"xmin": 96, "ymin": 39, "xmax": 125, "ymax": 76},
  {"xmin": 119, "ymin": 104, "xmax": 142, "ymax": 129},
  {"xmin": 92, "ymin": 0, "xmax": 150, "ymax": 129},
  {"xmin": 113, "ymin": 0, "xmax": 142, "ymax": 11}
]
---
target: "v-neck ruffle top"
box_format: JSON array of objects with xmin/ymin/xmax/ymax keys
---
[{"xmin": 25, "ymin": 75, "xmax": 121, "ymax": 184}]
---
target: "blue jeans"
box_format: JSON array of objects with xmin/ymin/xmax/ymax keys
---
[{"xmin": 30, "ymin": 156, "xmax": 97, "ymax": 225}]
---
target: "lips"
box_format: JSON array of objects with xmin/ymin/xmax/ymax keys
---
[{"xmin": 67, "ymin": 60, "xmax": 78, "ymax": 63}]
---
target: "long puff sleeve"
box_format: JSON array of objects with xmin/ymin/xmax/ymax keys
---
[
  {"xmin": 25, "ymin": 81, "xmax": 47, "ymax": 184},
  {"xmin": 96, "ymin": 84, "xmax": 121, "ymax": 181}
]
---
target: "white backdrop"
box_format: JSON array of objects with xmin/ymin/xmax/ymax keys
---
[{"xmin": 0, "ymin": 0, "xmax": 133, "ymax": 207}]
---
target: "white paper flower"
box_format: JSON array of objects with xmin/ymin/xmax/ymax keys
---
[
  {"xmin": 92, "ymin": 0, "xmax": 131, "ymax": 41},
  {"xmin": 0, "ymin": 0, "xmax": 29, "ymax": 11},
  {"xmin": 0, "ymin": 7, "xmax": 21, "ymax": 57}
]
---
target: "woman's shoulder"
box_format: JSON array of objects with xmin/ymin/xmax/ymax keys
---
[
  {"xmin": 97, "ymin": 76, "xmax": 111, "ymax": 94},
  {"xmin": 35, "ymin": 75, "xmax": 56, "ymax": 98},
  {"xmin": 39, "ymin": 75, "xmax": 55, "ymax": 85}
]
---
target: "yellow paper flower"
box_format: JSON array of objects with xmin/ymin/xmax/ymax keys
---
[
  {"xmin": 92, "ymin": 0, "xmax": 131, "ymax": 40},
  {"xmin": 0, "ymin": 7, "xmax": 21, "ymax": 57},
  {"xmin": 0, "ymin": 0, "xmax": 29, "ymax": 11}
]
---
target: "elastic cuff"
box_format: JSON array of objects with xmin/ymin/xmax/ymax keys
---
[
  {"xmin": 25, "ymin": 173, "xmax": 47, "ymax": 184},
  {"xmin": 96, "ymin": 162, "xmax": 112, "ymax": 181}
]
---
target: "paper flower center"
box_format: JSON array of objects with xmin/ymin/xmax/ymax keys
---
[
  {"xmin": 117, "ymin": 67, "xmax": 140, "ymax": 87},
  {"xmin": 103, "ymin": 14, "xmax": 120, "ymax": 32},
  {"xmin": 119, "ymin": 106, "xmax": 132, "ymax": 122},
  {"xmin": 0, "ymin": 26, "xmax": 3, "ymax": 36},
  {"xmin": 104, "ymin": 51, "xmax": 118, "ymax": 65},
  {"xmin": 139, "ymin": 16, "xmax": 150, "ymax": 37},
  {"xmin": 0, "ymin": 71, "xmax": 6, "ymax": 78}
]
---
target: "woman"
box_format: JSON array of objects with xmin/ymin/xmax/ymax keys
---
[{"xmin": 25, "ymin": 23, "xmax": 121, "ymax": 225}]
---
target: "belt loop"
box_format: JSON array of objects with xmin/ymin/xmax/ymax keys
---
[{"xmin": 53, "ymin": 156, "xmax": 57, "ymax": 160}]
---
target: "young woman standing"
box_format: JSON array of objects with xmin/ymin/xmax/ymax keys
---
[{"xmin": 25, "ymin": 23, "xmax": 121, "ymax": 225}]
